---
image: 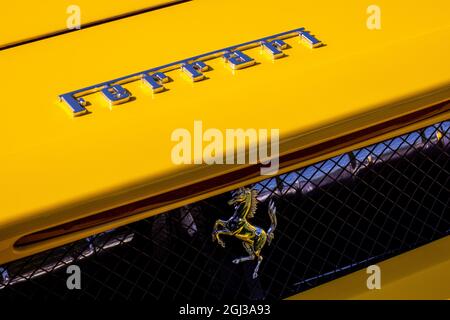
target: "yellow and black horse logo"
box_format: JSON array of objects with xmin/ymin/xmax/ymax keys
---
[{"xmin": 212, "ymin": 187, "xmax": 277, "ymax": 279}]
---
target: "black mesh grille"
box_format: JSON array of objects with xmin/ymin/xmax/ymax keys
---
[{"xmin": 1, "ymin": 121, "xmax": 449, "ymax": 300}]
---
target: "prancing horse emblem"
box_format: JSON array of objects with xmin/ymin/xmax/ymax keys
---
[{"xmin": 212, "ymin": 187, "xmax": 277, "ymax": 279}]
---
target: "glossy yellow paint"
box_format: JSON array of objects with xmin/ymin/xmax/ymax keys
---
[
  {"xmin": 0, "ymin": 0, "xmax": 181, "ymax": 48},
  {"xmin": 0, "ymin": 0, "xmax": 449, "ymax": 264},
  {"xmin": 289, "ymin": 235, "xmax": 450, "ymax": 300}
]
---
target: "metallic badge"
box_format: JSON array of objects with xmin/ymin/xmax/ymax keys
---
[
  {"xmin": 261, "ymin": 39, "xmax": 288, "ymax": 59},
  {"xmin": 59, "ymin": 27, "xmax": 322, "ymax": 116},
  {"xmin": 101, "ymin": 85, "xmax": 131, "ymax": 106},
  {"xmin": 223, "ymin": 50, "xmax": 256, "ymax": 70},
  {"xmin": 182, "ymin": 61, "xmax": 209, "ymax": 81},
  {"xmin": 212, "ymin": 187, "xmax": 277, "ymax": 279},
  {"xmin": 142, "ymin": 72, "xmax": 169, "ymax": 93}
]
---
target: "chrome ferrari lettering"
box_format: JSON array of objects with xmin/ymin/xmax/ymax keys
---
[
  {"xmin": 182, "ymin": 61, "xmax": 209, "ymax": 81},
  {"xmin": 59, "ymin": 27, "xmax": 322, "ymax": 116},
  {"xmin": 223, "ymin": 50, "xmax": 256, "ymax": 70},
  {"xmin": 60, "ymin": 93, "xmax": 88, "ymax": 116},
  {"xmin": 142, "ymin": 72, "xmax": 169, "ymax": 93},
  {"xmin": 299, "ymin": 30, "xmax": 322, "ymax": 48},
  {"xmin": 261, "ymin": 39, "xmax": 288, "ymax": 59},
  {"xmin": 101, "ymin": 85, "xmax": 131, "ymax": 106}
]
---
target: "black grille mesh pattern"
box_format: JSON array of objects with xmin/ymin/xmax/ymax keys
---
[{"xmin": 1, "ymin": 121, "xmax": 449, "ymax": 300}]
